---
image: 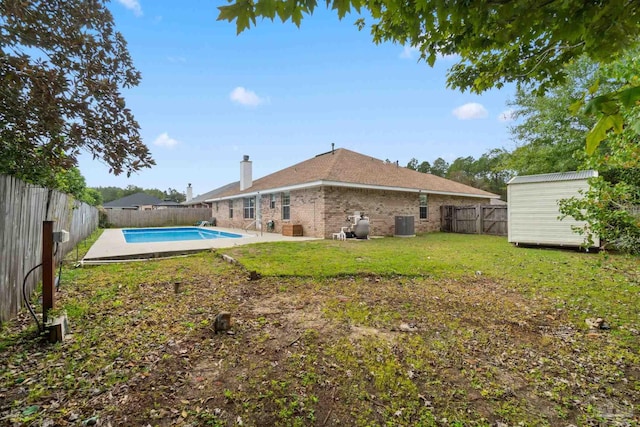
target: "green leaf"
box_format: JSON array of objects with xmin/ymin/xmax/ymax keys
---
[
  {"xmin": 587, "ymin": 79, "xmax": 600, "ymax": 95},
  {"xmin": 291, "ymin": 7, "xmax": 304, "ymax": 26},
  {"xmin": 618, "ymin": 85, "xmax": 640, "ymax": 108},
  {"xmin": 255, "ymin": 0, "xmax": 278, "ymax": 20},
  {"xmin": 276, "ymin": 2, "xmax": 289, "ymax": 21},
  {"xmin": 217, "ymin": 4, "xmax": 240, "ymax": 22},
  {"xmin": 236, "ymin": 13, "xmax": 252, "ymax": 34},
  {"xmin": 568, "ymin": 98, "xmax": 584, "ymax": 115},
  {"xmin": 583, "ymin": 94, "xmax": 608, "ymax": 115},
  {"xmin": 610, "ymin": 113, "xmax": 623, "ymax": 133},
  {"xmin": 586, "ymin": 115, "xmax": 614, "ymax": 155},
  {"xmin": 584, "ymin": 93, "xmax": 621, "ymax": 116},
  {"xmin": 426, "ymin": 52, "xmax": 436, "ymax": 67},
  {"xmin": 331, "ymin": 0, "xmax": 351, "ymax": 19},
  {"xmin": 630, "ymin": 118, "xmax": 640, "ymax": 135},
  {"xmin": 22, "ymin": 405, "xmax": 39, "ymax": 416}
]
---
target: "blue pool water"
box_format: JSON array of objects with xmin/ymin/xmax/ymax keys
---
[{"xmin": 122, "ymin": 227, "xmax": 242, "ymax": 243}]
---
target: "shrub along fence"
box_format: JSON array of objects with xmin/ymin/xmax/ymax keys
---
[
  {"xmin": 103, "ymin": 207, "xmax": 212, "ymax": 228},
  {"xmin": 0, "ymin": 174, "xmax": 98, "ymax": 323},
  {"xmin": 441, "ymin": 204, "xmax": 508, "ymax": 236}
]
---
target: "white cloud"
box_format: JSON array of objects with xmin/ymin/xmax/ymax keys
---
[
  {"xmin": 153, "ymin": 132, "xmax": 180, "ymax": 148},
  {"xmin": 230, "ymin": 87, "xmax": 266, "ymax": 107},
  {"xmin": 452, "ymin": 103, "xmax": 489, "ymax": 120},
  {"xmin": 498, "ymin": 109, "xmax": 515, "ymax": 122},
  {"xmin": 399, "ymin": 45, "xmax": 419, "ymax": 59},
  {"xmin": 117, "ymin": 0, "xmax": 143, "ymax": 17}
]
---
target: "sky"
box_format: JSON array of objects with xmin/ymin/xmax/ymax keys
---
[{"xmin": 79, "ymin": 0, "xmax": 518, "ymax": 198}]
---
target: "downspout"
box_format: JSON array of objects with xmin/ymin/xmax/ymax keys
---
[{"xmin": 256, "ymin": 192, "xmax": 262, "ymax": 236}]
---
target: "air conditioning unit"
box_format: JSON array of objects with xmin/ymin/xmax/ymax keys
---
[{"xmin": 394, "ymin": 216, "xmax": 415, "ymax": 237}]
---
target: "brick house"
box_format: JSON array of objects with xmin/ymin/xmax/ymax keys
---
[{"xmin": 205, "ymin": 148, "xmax": 499, "ymax": 238}]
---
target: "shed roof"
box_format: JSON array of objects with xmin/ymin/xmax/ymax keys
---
[
  {"xmin": 508, "ymin": 170, "xmax": 598, "ymax": 185},
  {"xmin": 206, "ymin": 148, "xmax": 498, "ymax": 201}
]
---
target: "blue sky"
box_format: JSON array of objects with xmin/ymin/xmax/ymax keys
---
[{"xmin": 79, "ymin": 0, "xmax": 517, "ymax": 198}]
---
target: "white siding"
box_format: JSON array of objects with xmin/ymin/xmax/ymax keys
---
[{"xmin": 508, "ymin": 177, "xmax": 598, "ymax": 247}]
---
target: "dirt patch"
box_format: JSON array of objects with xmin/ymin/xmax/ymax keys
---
[{"xmin": 2, "ymin": 261, "xmax": 638, "ymax": 426}]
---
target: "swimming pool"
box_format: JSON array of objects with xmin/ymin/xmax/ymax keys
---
[{"xmin": 122, "ymin": 227, "xmax": 243, "ymax": 243}]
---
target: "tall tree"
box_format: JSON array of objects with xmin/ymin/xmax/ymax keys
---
[
  {"xmin": 406, "ymin": 158, "xmax": 431, "ymax": 174},
  {"xmin": 144, "ymin": 188, "xmax": 166, "ymax": 201},
  {"xmin": 557, "ymin": 52, "xmax": 640, "ymax": 252},
  {"xmin": 430, "ymin": 158, "xmax": 449, "ymax": 177},
  {"xmin": 406, "ymin": 158, "xmax": 419, "ymax": 171},
  {"xmin": 473, "ymin": 149, "xmax": 512, "ymax": 199},
  {"xmin": 165, "ymin": 188, "xmax": 186, "ymax": 203},
  {"xmin": 505, "ymin": 57, "xmax": 603, "ymax": 175},
  {"xmin": 54, "ymin": 167, "xmax": 103, "ymax": 206},
  {"xmin": 93, "ymin": 185, "xmax": 186, "ymax": 204},
  {"xmin": 82, "ymin": 188, "xmax": 103, "ymax": 206},
  {"xmin": 446, "ymin": 156, "xmax": 476, "ymax": 186},
  {"xmin": 0, "ymin": 0, "xmax": 154, "ymax": 189},
  {"xmin": 93, "ymin": 186, "xmax": 125, "ymax": 204},
  {"xmin": 416, "ymin": 161, "xmax": 431, "ymax": 174},
  {"xmin": 122, "ymin": 185, "xmax": 145, "ymax": 197}
]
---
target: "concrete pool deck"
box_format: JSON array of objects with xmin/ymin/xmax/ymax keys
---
[{"xmin": 82, "ymin": 227, "xmax": 321, "ymax": 263}]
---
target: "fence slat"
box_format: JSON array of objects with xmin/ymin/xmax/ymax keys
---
[
  {"xmin": 104, "ymin": 208, "xmax": 212, "ymax": 228},
  {"xmin": 0, "ymin": 174, "xmax": 99, "ymax": 323}
]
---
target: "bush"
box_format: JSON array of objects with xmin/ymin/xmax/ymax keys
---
[{"xmin": 98, "ymin": 208, "xmax": 111, "ymax": 228}]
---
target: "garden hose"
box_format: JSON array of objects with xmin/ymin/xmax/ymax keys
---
[{"xmin": 22, "ymin": 263, "xmax": 43, "ymax": 334}]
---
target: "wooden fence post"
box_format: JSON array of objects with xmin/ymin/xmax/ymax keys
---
[{"xmin": 42, "ymin": 220, "xmax": 55, "ymax": 324}]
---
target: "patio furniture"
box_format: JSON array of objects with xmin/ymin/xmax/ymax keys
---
[{"xmin": 332, "ymin": 226, "xmax": 349, "ymax": 240}]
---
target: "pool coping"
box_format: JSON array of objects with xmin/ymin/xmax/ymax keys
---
[{"xmin": 82, "ymin": 226, "xmax": 320, "ymax": 262}]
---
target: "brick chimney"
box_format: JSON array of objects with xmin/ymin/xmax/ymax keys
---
[{"xmin": 240, "ymin": 155, "xmax": 252, "ymax": 191}]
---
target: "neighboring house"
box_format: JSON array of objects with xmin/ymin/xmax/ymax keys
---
[
  {"xmin": 103, "ymin": 192, "xmax": 163, "ymax": 210},
  {"xmin": 182, "ymin": 181, "xmax": 240, "ymax": 208},
  {"xmin": 203, "ymin": 148, "xmax": 499, "ymax": 238},
  {"xmin": 155, "ymin": 199, "xmax": 185, "ymax": 209}
]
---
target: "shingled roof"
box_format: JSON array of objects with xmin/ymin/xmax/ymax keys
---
[
  {"xmin": 182, "ymin": 181, "xmax": 239, "ymax": 206},
  {"xmin": 206, "ymin": 148, "xmax": 498, "ymax": 201},
  {"xmin": 103, "ymin": 192, "xmax": 163, "ymax": 208}
]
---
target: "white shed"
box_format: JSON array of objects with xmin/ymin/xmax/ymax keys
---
[{"xmin": 507, "ymin": 170, "xmax": 599, "ymax": 248}]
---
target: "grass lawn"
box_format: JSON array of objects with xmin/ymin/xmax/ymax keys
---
[{"xmin": 1, "ymin": 232, "xmax": 639, "ymax": 426}]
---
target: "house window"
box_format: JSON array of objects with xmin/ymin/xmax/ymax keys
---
[
  {"xmin": 270, "ymin": 193, "xmax": 276, "ymax": 209},
  {"xmin": 243, "ymin": 197, "xmax": 255, "ymax": 219},
  {"xmin": 281, "ymin": 192, "xmax": 290, "ymax": 220},
  {"xmin": 228, "ymin": 200, "xmax": 234, "ymax": 219},
  {"xmin": 419, "ymin": 194, "xmax": 428, "ymax": 219}
]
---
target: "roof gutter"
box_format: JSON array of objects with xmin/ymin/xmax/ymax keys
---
[
  {"xmin": 321, "ymin": 180, "xmax": 499, "ymax": 199},
  {"xmin": 206, "ymin": 181, "xmax": 324, "ymax": 202},
  {"xmin": 206, "ymin": 180, "xmax": 498, "ymax": 202}
]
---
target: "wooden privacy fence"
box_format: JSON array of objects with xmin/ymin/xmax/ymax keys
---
[
  {"xmin": 441, "ymin": 204, "xmax": 508, "ymax": 236},
  {"xmin": 104, "ymin": 207, "xmax": 212, "ymax": 228},
  {"xmin": 0, "ymin": 174, "xmax": 99, "ymax": 323}
]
